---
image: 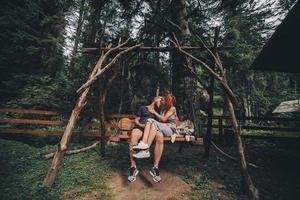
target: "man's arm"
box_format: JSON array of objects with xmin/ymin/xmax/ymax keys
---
[
  {"xmin": 134, "ymin": 117, "xmax": 145, "ymax": 128},
  {"xmin": 149, "ymin": 107, "xmax": 176, "ymax": 123}
]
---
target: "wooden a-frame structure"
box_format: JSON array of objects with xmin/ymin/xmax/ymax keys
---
[{"xmin": 43, "ymin": 32, "xmax": 259, "ymax": 200}]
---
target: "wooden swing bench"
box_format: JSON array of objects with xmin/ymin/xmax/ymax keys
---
[{"xmin": 109, "ymin": 117, "xmax": 204, "ymax": 145}]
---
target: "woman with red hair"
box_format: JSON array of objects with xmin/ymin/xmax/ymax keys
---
[
  {"xmin": 133, "ymin": 93, "xmax": 178, "ymax": 156},
  {"xmin": 151, "ymin": 93, "xmax": 177, "ymax": 123}
]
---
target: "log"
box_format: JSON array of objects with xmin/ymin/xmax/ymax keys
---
[{"xmin": 44, "ymin": 142, "xmax": 99, "ymax": 160}]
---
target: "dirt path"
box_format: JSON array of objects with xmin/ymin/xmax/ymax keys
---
[{"xmin": 106, "ymin": 169, "xmax": 191, "ymax": 200}]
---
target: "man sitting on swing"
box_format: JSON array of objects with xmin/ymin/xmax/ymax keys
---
[
  {"xmin": 128, "ymin": 94, "xmax": 179, "ymax": 183},
  {"xmin": 128, "ymin": 96, "xmax": 164, "ymax": 183}
]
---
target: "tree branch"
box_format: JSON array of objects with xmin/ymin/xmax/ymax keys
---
[
  {"xmin": 211, "ymin": 140, "xmax": 259, "ymax": 169},
  {"xmin": 77, "ymin": 42, "xmax": 141, "ymax": 93},
  {"xmin": 44, "ymin": 142, "xmax": 99, "ymax": 160}
]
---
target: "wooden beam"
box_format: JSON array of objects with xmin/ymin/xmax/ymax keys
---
[
  {"xmin": 105, "ymin": 113, "xmax": 136, "ymax": 119},
  {"xmin": 81, "ymin": 46, "xmax": 232, "ymax": 53},
  {"xmin": 203, "ymin": 124, "xmax": 300, "ymax": 132},
  {"xmin": 0, "ymin": 128, "xmax": 104, "ymax": 137},
  {"xmin": 0, "ymin": 108, "xmax": 60, "ymax": 115},
  {"xmin": 84, "ymin": 122, "xmax": 114, "ymax": 128},
  {"xmin": 0, "ymin": 118, "xmax": 66, "ymax": 126},
  {"xmin": 212, "ymin": 116, "xmax": 300, "ymax": 122}
]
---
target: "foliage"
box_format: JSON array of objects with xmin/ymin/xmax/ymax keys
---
[
  {"xmin": 0, "ymin": 0, "xmax": 66, "ymax": 105},
  {"xmin": 1, "ymin": 0, "xmax": 299, "ymax": 118}
]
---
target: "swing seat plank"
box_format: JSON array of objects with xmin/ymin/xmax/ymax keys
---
[
  {"xmin": 109, "ymin": 134, "xmax": 203, "ymax": 144},
  {"xmin": 110, "ymin": 118, "xmax": 203, "ymax": 144}
]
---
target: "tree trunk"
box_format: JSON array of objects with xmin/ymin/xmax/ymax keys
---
[
  {"xmin": 118, "ymin": 61, "xmax": 125, "ymax": 114},
  {"xmin": 69, "ymin": 0, "xmax": 85, "ymax": 78},
  {"xmin": 204, "ymin": 27, "xmax": 219, "ymax": 157},
  {"xmin": 170, "ymin": 0, "xmax": 191, "ymax": 117}
]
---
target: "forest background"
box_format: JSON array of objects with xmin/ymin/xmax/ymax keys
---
[{"xmin": 1, "ymin": 0, "xmax": 299, "ymax": 119}]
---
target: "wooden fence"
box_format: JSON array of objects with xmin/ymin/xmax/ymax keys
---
[
  {"xmin": 207, "ymin": 116, "xmax": 300, "ymax": 140},
  {"xmin": 0, "ymin": 108, "xmax": 299, "ymax": 140},
  {"xmin": 0, "ymin": 108, "xmax": 132, "ymax": 138}
]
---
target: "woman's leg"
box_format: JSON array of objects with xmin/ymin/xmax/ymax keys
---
[
  {"xmin": 146, "ymin": 123, "xmax": 159, "ymax": 147},
  {"xmin": 141, "ymin": 122, "xmax": 151, "ymax": 144}
]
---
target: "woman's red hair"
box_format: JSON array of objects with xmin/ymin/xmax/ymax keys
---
[{"xmin": 164, "ymin": 93, "xmax": 176, "ymax": 112}]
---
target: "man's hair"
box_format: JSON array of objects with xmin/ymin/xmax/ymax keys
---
[{"xmin": 152, "ymin": 96, "xmax": 162, "ymax": 102}]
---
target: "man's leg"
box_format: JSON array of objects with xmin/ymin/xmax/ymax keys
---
[
  {"xmin": 128, "ymin": 128, "xmax": 143, "ymax": 183},
  {"xmin": 153, "ymin": 131, "xmax": 164, "ymax": 168},
  {"xmin": 129, "ymin": 128, "xmax": 143, "ymax": 167},
  {"xmin": 150, "ymin": 131, "xmax": 164, "ymax": 182}
]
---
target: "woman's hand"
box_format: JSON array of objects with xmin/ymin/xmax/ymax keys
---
[{"xmin": 148, "ymin": 107, "xmax": 156, "ymax": 114}]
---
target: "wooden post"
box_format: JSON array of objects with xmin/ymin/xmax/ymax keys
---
[
  {"xmin": 225, "ymin": 96, "xmax": 259, "ymax": 200},
  {"xmin": 204, "ymin": 27, "xmax": 219, "ymax": 157},
  {"xmin": 99, "ymin": 62, "xmax": 123, "ymax": 156},
  {"xmin": 218, "ymin": 116, "xmax": 223, "ymax": 143},
  {"xmin": 99, "ymin": 94, "xmax": 106, "ymax": 156},
  {"xmin": 43, "ymin": 88, "xmax": 90, "ymax": 187},
  {"xmin": 98, "ymin": 31, "xmax": 106, "ymax": 156},
  {"xmin": 204, "ymin": 73, "xmax": 214, "ymax": 157}
]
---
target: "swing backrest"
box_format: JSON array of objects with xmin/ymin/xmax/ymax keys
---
[{"xmin": 117, "ymin": 118, "xmax": 134, "ymax": 134}]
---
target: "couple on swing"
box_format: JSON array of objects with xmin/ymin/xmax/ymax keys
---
[{"xmin": 128, "ymin": 93, "xmax": 178, "ymax": 183}]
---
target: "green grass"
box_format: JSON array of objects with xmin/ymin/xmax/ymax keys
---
[
  {"xmin": 0, "ymin": 139, "xmax": 111, "ymax": 200},
  {"xmin": 0, "ymin": 138, "xmax": 242, "ymax": 200},
  {"xmin": 1, "ymin": 134, "xmax": 299, "ymax": 200}
]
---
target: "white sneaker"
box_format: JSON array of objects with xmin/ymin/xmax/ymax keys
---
[
  {"xmin": 171, "ymin": 134, "xmax": 176, "ymax": 143},
  {"xmin": 132, "ymin": 141, "xmax": 149, "ymax": 150},
  {"xmin": 133, "ymin": 150, "xmax": 150, "ymax": 159},
  {"xmin": 185, "ymin": 135, "xmax": 190, "ymax": 142}
]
